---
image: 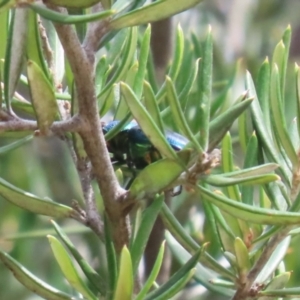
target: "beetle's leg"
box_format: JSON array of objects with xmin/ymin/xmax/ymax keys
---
[
  {"xmin": 170, "ymin": 185, "xmax": 182, "ymax": 197},
  {"xmin": 144, "ymin": 152, "xmax": 152, "ymax": 165}
]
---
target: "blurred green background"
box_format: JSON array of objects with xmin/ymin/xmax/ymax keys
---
[{"xmin": 2, "ymin": 1, "xmax": 300, "ymax": 299}]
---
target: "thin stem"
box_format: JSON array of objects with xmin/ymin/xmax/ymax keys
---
[
  {"xmin": 49, "ymin": 4, "xmax": 130, "ymax": 252},
  {"xmin": 37, "ymin": 16, "xmax": 54, "ymax": 80},
  {"xmin": 77, "ymin": 157, "xmax": 104, "ymax": 239},
  {"xmin": 0, "ymin": 114, "xmax": 83, "ymax": 133},
  {"xmin": 232, "ymin": 227, "xmax": 291, "ymax": 299},
  {"xmin": 83, "ymin": 3, "xmax": 110, "ymax": 62}
]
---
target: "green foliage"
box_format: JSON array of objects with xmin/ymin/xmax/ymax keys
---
[{"xmin": 1, "ymin": 1, "xmax": 300, "ymax": 300}]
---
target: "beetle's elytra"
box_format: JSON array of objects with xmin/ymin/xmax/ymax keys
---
[{"xmin": 102, "ymin": 120, "xmax": 188, "ymax": 169}]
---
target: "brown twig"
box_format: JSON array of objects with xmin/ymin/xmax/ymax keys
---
[
  {"xmin": 37, "ymin": 16, "xmax": 54, "ymax": 78},
  {"xmin": 232, "ymin": 227, "xmax": 291, "ymax": 299},
  {"xmin": 0, "ymin": 114, "xmax": 82, "ymax": 133},
  {"xmin": 47, "ymin": 5, "xmax": 130, "ymax": 252},
  {"xmin": 83, "ymin": 3, "xmax": 109, "ymax": 62},
  {"xmin": 77, "ymin": 157, "xmax": 104, "ymax": 239}
]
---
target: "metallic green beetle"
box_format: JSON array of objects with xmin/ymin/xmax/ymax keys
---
[{"xmin": 103, "ymin": 120, "xmax": 188, "ymax": 169}]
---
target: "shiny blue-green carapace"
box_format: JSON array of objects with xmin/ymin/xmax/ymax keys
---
[{"xmin": 103, "ymin": 120, "xmax": 188, "ymax": 168}]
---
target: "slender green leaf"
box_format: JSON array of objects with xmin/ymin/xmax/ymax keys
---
[
  {"xmin": 0, "ymin": 177, "xmax": 77, "ymax": 218},
  {"xmin": 0, "ymin": 250, "xmax": 74, "ymax": 300},
  {"xmin": 135, "ymin": 242, "xmax": 165, "ymax": 300},
  {"xmin": 95, "ymin": 55, "xmax": 108, "ymax": 95},
  {"xmin": 0, "ymin": 10, "xmax": 8, "ymax": 60},
  {"xmin": 175, "ymin": 38, "xmax": 194, "ymax": 94},
  {"xmin": 168, "ymin": 24, "xmax": 185, "ymax": 82},
  {"xmin": 129, "ymin": 156, "xmax": 186, "ymax": 200},
  {"xmin": 30, "ymin": 3, "xmax": 114, "ymax": 24},
  {"xmin": 222, "ymin": 132, "xmax": 241, "ymax": 201},
  {"xmin": 221, "ymin": 163, "xmax": 278, "ymax": 178},
  {"xmin": 264, "ymin": 181, "xmax": 289, "ymax": 210},
  {"xmin": 113, "ymin": 246, "xmax": 133, "ymax": 300},
  {"xmin": 48, "ymin": 235, "xmax": 97, "ymax": 300},
  {"xmin": 151, "ymin": 269, "xmax": 196, "ymax": 300},
  {"xmin": 104, "ymin": 115, "xmax": 132, "ymax": 142},
  {"xmin": 160, "ymin": 203, "xmax": 235, "ymax": 280},
  {"xmin": 0, "ymin": 8, "xmax": 9, "ymax": 107},
  {"xmin": 143, "ymin": 81, "xmax": 164, "ymax": 133},
  {"xmin": 125, "ymin": 61, "xmax": 138, "ymax": 88},
  {"xmin": 208, "ymin": 278, "xmax": 235, "ymax": 289},
  {"xmin": 221, "ymin": 132, "xmax": 250, "ymax": 236},
  {"xmin": 272, "ymin": 40, "xmax": 286, "ymax": 101},
  {"xmin": 210, "ymin": 84, "xmax": 230, "ymax": 117},
  {"xmin": 202, "ymin": 200, "xmax": 226, "ymax": 257},
  {"xmin": 281, "ymin": 25, "xmax": 291, "ymax": 96},
  {"xmin": 223, "ymin": 251, "xmax": 237, "ymax": 268},
  {"xmin": 121, "ymin": 82, "xmax": 178, "ymax": 161},
  {"xmin": 255, "ymin": 236, "xmax": 290, "ymax": 283},
  {"xmin": 44, "ymin": 0, "xmax": 101, "ymax": 8},
  {"xmin": 256, "ymin": 57, "xmax": 271, "ymax": 132},
  {"xmin": 295, "ymin": 64, "xmax": 300, "ymax": 146},
  {"xmin": 110, "ymin": 0, "xmax": 203, "ymax": 30},
  {"xmin": 111, "ymin": 0, "xmax": 134, "ymax": 12},
  {"xmin": 234, "ymin": 237, "xmax": 251, "ymax": 282},
  {"xmin": 2, "ymin": 225, "xmax": 90, "ymax": 240},
  {"xmin": 166, "ymin": 232, "xmax": 235, "ymax": 296},
  {"xmin": 98, "ymin": 27, "xmax": 137, "ymax": 99},
  {"xmin": 208, "ymin": 95, "xmax": 253, "ymax": 151},
  {"xmin": 51, "ymin": 221, "xmax": 104, "ymax": 294},
  {"xmin": 197, "ymin": 26, "xmax": 212, "ymax": 150},
  {"xmin": 5, "ymin": 9, "xmax": 28, "ymax": 111},
  {"xmin": 161, "ymin": 203, "xmax": 199, "ymax": 251},
  {"xmin": 270, "ymin": 63, "xmax": 297, "ymax": 166},
  {"xmin": 209, "ymin": 203, "xmax": 236, "ymax": 241},
  {"xmin": 166, "ymin": 76, "xmax": 202, "ymax": 153},
  {"xmin": 100, "ymin": 83, "xmax": 118, "ymax": 117},
  {"xmin": 133, "ymin": 24, "xmax": 151, "ymax": 99},
  {"xmin": 289, "ymin": 116, "xmax": 300, "ymax": 151},
  {"xmin": 161, "ymin": 56, "xmax": 200, "ymax": 123},
  {"xmin": 64, "ymin": 54, "xmax": 74, "ymax": 93},
  {"xmin": 131, "ymin": 194, "xmax": 164, "ymax": 275},
  {"xmin": 259, "ymin": 272, "xmax": 290, "ymax": 300},
  {"xmin": 0, "ymin": 135, "xmax": 33, "ymax": 155},
  {"xmin": 215, "ymin": 221, "xmax": 235, "ymax": 254},
  {"xmin": 246, "ymin": 71, "xmax": 291, "ymax": 183},
  {"xmin": 0, "ymin": 61, "xmax": 2, "ymax": 107},
  {"xmin": 156, "ymin": 24, "xmax": 185, "ymax": 102},
  {"xmin": 241, "ymin": 133, "xmax": 258, "ymax": 205},
  {"xmin": 26, "ymin": 10, "xmax": 50, "ymax": 78},
  {"xmin": 146, "ymin": 50, "xmax": 158, "ymax": 93},
  {"xmin": 145, "ymin": 249, "xmax": 201, "ymax": 300},
  {"xmin": 27, "ymin": 60, "xmax": 58, "ymax": 134},
  {"xmin": 259, "ymin": 287, "xmax": 300, "ymax": 297},
  {"xmin": 237, "ymin": 105, "xmax": 250, "ymax": 152},
  {"xmin": 11, "ymin": 98, "xmax": 35, "ymax": 116},
  {"xmin": 51, "ymin": 20, "xmax": 65, "ymax": 83},
  {"xmin": 198, "ymin": 185, "xmax": 300, "ymax": 225},
  {"xmin": 180, "ymin": 57, "xmax": 199, "ymax": 103},
  {"xmin": 203, "ymin": 173, "xmax": 279, "ymax": 187},
  {"xmin": 104, "ymin": 213, "xmax": 118, "ymax": 300},
  {"xmin": 72, "ymin": 131, "xmax": 87, "ymax": 160},
  {"xmin": 115, "ymin": 63, "xmax": 137, "ymax": 120}
]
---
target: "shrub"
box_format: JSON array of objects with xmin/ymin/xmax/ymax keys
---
[{"xmin": 1, "ymin": 1, "xmax": 300, "ymax": 300}]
